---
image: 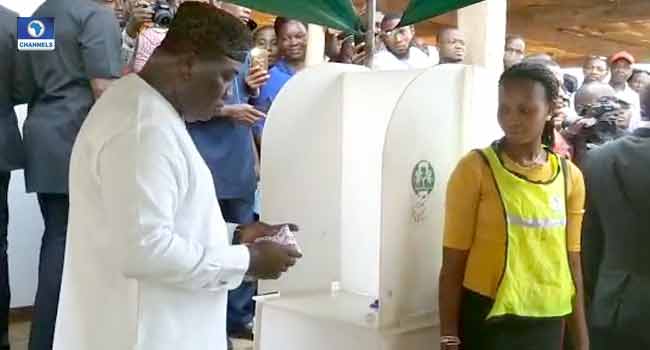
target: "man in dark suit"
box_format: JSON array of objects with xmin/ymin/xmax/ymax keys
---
[
  {"xmin": 20, "ymin": 1, "xmax": 122, "ymax": 349},
  {"xmin": 582, "ymin": 85, "xmax": 650, "ymax": 349},
  {"xmin": 0, "ymin": 5, "xmax": 32, "ymax": 349}
]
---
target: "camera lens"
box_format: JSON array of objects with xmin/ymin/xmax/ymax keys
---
[
  {"xmin": 153, "ymin": 1, "xmax": 174, "ymax": 27},
  {"xmin": 154, "ymin": 12, "xmax": 173, "ymax": 27}
]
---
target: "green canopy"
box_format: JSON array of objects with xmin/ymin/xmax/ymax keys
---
[
  {"xmin": 225, "ymin": 0, "xmax": 486, "ymax": 37},
  {"xmin": 226, "ymin": 0, "xmax": 363, "ymax": 33},
  {"xmin": 400, "ymin": 0, "xmax": 485, "ymax": 26}
]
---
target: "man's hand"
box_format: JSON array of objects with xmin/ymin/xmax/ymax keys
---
[
  {"xmin": 245, "ymin": 65, "xmax": 270, "ymax": 91},
  {"xmin": 352, "ymin": 42, "xmax": 368, "ymax": 66},
  {"xmin": 247, "ymin": 241, "xmax": 302, "ymax": 280},
  {"xmin": 575, "ymin": 117, "xmax": 597, "ymax": 129},
  {"xmin": 237, "ymin": 222, "xmax": 299, "ymax": 244},
  {"xmin": 126, "ymin": 0, "xmax": 154, "ymax": 38},
  {"xmin": 219, "ymin": 104, "xmax": 265, "ymax": 126},
  {"xmin": 565, "ymin": 117, "xmax": 597, "ymax": 136}
]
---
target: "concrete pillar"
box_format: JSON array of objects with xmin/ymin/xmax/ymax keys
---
[
  {"xmin": 458, "ymin": 0, "xmax": 507, "ymax": 74},
  {"xmin": 305, "ymin": 24, "xmax": 326, "ymax": 67}
]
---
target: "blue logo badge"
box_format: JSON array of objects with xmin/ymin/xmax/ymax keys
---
[{"xmin": 17, "ymin": 17, "xmax": 55, "ymax": 51}]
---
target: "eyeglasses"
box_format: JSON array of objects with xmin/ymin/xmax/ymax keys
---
[{"xmin": 383, "ymin": 27, "xmax": 412, "ymax": 39}]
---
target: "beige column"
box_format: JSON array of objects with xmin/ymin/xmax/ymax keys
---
[
  {"xmin": 458, "ymin": 0, "xmax": 507, "ymax": 74},
  {"xmin": 305, "ymin": 24, "xmax": 326, "ymax": 66}
]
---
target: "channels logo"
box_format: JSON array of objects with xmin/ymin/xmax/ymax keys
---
[{"xmin": 17, "ymin": 17, "xmax": 55, "ymax": 51}]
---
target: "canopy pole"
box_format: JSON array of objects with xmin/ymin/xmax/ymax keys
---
[{"xmin": 365, "ymin": 0, "xmax": 376, "ymax": 67}]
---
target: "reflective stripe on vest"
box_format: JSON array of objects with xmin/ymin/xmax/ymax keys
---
[{"xmin": 480, "ymin": 145, "xmax": 575, "ymax": 319}]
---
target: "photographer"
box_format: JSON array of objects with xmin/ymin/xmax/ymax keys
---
[
  {"xmin": 121, "ymin": 0, "xmax": 177, "ymax": 69},
  {"xmin": 568, "ymin": 92, "xmax": 631, "ymax": 166}
]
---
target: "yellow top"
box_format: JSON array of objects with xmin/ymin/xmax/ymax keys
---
[{"xmin": 443, "ymin": 150, "xmax": 585, "ymax": 299}]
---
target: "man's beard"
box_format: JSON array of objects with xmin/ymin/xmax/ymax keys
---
[{"xmin": 389, "ymin": 46, "xmax": 410, "ymax": 60}]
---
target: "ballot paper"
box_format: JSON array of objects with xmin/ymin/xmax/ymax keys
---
[{"xmin": 255, "ymin": 225, "xmax": 302, "ymax": 254}]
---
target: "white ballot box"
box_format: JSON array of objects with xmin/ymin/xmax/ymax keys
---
[{"xmin": 255, "ymin": 64, "xmax": 501, "ymax": 350}]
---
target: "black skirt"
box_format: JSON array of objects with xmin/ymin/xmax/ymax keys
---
[{"xmin": 459, "ymin": 289, "xmax": 564, "ymax": 350}]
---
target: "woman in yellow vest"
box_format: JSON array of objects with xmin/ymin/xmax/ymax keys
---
[{"xmin": 438, "ymin": 62, "xmax": 589, "ymax": 350}]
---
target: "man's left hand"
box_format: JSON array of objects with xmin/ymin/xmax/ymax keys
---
[
  {"xmin": 246, "ymin": 65, "xmax": 270, "ymax": 91},
  {"xmin": 237, "ymin": 222, "xmax": 299, "ymax": 244}
]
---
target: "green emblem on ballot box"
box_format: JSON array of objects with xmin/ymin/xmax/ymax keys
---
[{"xmin": 412, "ymin": 160, "xmax": 435, "ymax": 196}]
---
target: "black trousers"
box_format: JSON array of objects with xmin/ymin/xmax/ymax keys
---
[
  {"xmin": 28, "ymin": 194, "xmax": 68, "ymax": 350},
  {"xmin": 459, "ymin": 289, "xmax": 564, "ymax": 350},
  {"xmin": 591, "ymin": 326, "xmax": 650, "ymax": 350},
  {"xmin": 0, "ymin": 173, "xmax": 10, "ymax": 346}
]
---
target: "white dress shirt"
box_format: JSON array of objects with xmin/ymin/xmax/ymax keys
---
[
  {"xmin": 53, "ymin": 74, "xmax": 250, "ymax": 350},
  {"xmin": 372, "ymin": 47, "xmax": 437, "ymax": 71}
]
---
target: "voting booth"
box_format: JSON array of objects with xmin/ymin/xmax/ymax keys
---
[{"xmin": 254, "ymin": 64, "xmax": 501, "ymax": 350}]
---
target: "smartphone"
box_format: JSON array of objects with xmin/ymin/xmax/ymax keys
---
[{"xmin": 250, "ymin": 47, "xmax": 269, "ymax": 71}]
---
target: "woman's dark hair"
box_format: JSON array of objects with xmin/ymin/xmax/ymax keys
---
[
  {"xmin": 253, "ymin": 25, "xmax": 275, "ymax": 41},
  {"xmin": 273, "ymin": 17, "xmax": 307, "ymax": 37},
  {"xmin": 499, "ymin": 62, "xmax": 560, "ymax": 148}
]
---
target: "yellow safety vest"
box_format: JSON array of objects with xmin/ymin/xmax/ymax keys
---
[{"xmin": 479, "ymin": 144, "xmax": 575, "ymax": 319}]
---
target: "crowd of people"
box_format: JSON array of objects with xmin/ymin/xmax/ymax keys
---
[{"xmin": 0, "ymin": 0, "xmax": 649, "ymax": 350}]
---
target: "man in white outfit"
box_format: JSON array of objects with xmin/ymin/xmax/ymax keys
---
[
  {"xmin": 53, "ymin": 3, "xmax": 301, "ymax": 350},
  {"xmin": 372, "ymin": 13, "xmax": 437, "ymax": 71}
]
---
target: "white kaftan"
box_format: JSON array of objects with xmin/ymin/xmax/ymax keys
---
[{"xmin": 53, "ymin": 74, "xmax": 250, "ymax": 350}]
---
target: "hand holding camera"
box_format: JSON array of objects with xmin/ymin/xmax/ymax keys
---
[{"xmin": 126, "ymin": 0, "xmax": 174, "ymax": 38}]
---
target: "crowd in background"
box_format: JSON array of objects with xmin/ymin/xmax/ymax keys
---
[{"xmin": 1, "ymin": 0, "xmax": 649, "ymax": 349}]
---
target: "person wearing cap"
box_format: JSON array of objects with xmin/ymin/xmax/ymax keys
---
[
  {"xmin": 609, "ymin": 51, "xmax": 641, "ymax": 131},
  {"xmin": 51, "ymin": 5, "xmax": 301, "ymax": 350},
  {"xmin": 185, "ymin": 1, "xmax": 268, "ymax": 343}
]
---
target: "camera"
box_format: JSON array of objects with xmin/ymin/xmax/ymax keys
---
[{"xmin": 152, "ymin": 0, "xmax": 174, "ymax": 27}]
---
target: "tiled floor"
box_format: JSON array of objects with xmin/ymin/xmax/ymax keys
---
[
  {"xmin": 9, "ymin": 322, "xmax": 253, "ymax": 350},
  {"xmin": 9, "ymin": 322, "xmax": 28, "ymax": 350}
]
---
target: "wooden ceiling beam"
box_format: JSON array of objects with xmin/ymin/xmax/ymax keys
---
[
  {"xmin": 377, "ymin": 0, "xmax": 411, "ymax": 14},
  {"xmin": 509, "ymin": 0, "xmax": 650, "ymax": 25},
  {"xmin": 509, "ymin": 16, "xmax": 650, "ymax": 64}
]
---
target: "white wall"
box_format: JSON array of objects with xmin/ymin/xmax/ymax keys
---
[{"xmin": 1, "ymin": 0, "xmax": 46, "ymax": 308}]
